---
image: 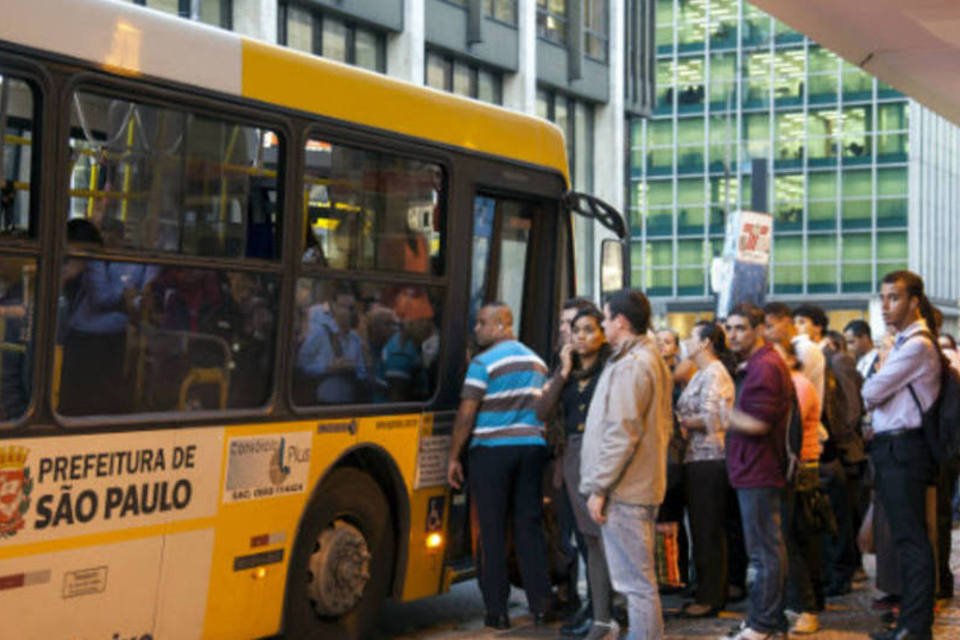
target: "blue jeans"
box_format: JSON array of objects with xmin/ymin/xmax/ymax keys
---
[
  {"xmin": 737, "ymin": 487, "xmax": 788, "ymax": 633},
  {"xmin": 601, "ymin": 500, "xmax": 663, "ymax": 640}
]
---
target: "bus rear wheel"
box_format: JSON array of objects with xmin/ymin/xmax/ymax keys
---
[{"xmin": 285, "ymin": 468, "xmax": 394, "ymax": 640}]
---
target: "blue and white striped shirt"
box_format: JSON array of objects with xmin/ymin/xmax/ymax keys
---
[{"xmin": 462, "ymin": 339, "xmax": 548, "ymax": 448}]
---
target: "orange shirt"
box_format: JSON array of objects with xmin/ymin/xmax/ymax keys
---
[{"xmin": 791, "ymin": 371, "xmax": 823, "ymax": 462}]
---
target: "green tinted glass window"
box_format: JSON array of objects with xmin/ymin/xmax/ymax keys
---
[
  {"xmin": 647, "ymin": 240, "xmax": 674, "ymax": 266},
  {"xmin": 678, "ymin": 239, "xmax": 705, "ymax": 266},
  {"xmin": 648, "ymin": 119, "xmax": 674, "ymax": 147},
  {"xmin": 877, "ymin": 198, "xmax": 906, "ymax": 225},
  {"xmin": 808, "ymin": 234, "xmax": 837, "ymax": 262},
  {"xmin": 678, "ymin": 268, "xmax": 704, "ymax": 293},
  {"xmin": 878, "ymin": 168, "xmax": 907, "ymax": 196},
  {"xmin": 808, "ymin": 200, "xmax": 835, "ymax": 228},
  {"xmin": 841, "ymin": 199, "xmax": 871, "ymax": 228},
  {"xmin": 677, "ymin": 178, "xmax": 705, "ymax": 206},
  {"xmin": 774, "ymin": 263, "xmax": 803, "ymax": 287},
  {"xmin": 843, "ymin": 233, "xmax": 872, "ymax": 260},
  {"xmin": 842, "ymin": 169, "xmax": 871, "ymax": 198},
  {"xmin": 842, "ymin": 62, "xmax": 873, "ymax": 96},
  {"xmin": 808, "ymin": 172, "xmax": 837, "ymax": 199},
  {"xmin": 745, "ymin": 114, "xmax": 770, "ymax": 156},
  {"xmin": 676, "ymin": 117, "xmax": 704, "ymax": 146},
  {"xmin": 648, "ymin": 180, "xmax": 673, "ymax": 207},
  {"xmin": 878, "ymin": 103, "xmax": 907, "ymax": 132},
  {"xmin": 807, "ymin": 264, "xmax": 837, "ymax": 291},
  {"xmin": 842, "ymin": 264, "xmax": 872, "ymax": 291},
  {"xmin": 877, "ymin": 232, "xmax": 907, "ymax": 260},
  {"xmin": 774, "ymin": 235, "xmax": 802, "ymax": 262},
  {"xmin": 646, "ymin": 269, "xmax": 673, "ymax": 295}
]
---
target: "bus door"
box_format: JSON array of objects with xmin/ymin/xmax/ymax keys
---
[
  {"xmin": 443, "ymin": 191, "xmax": 558, "ymax": 577},
  {"xmin": 467, "ymin": 194, "xmax": 555, "ymax": 349}
]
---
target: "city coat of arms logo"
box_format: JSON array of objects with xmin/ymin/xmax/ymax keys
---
[{"xmin": 0, "ymin": 446, "xmax": 32, "ymax": 538}]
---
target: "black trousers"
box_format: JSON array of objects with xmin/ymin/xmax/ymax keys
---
[
  {"xmin": 870, "ymin": 431, "xmax": 936, "ymax": 638},
  {"xmin": 469, "ymin": 444, "xmax": 552, "ymax": 616},
  {"xmin": 684, "ymin": 459, "xmax": 729, "ymax": 608},
  {"xmin": 936, "ymin": 457, "xmax": 958, "ymax": 597},
  {"xmin": 820, "ymin": 458, "xmax": 858, "ymax": 593},
  {"xmin": 658, "ymin": 462, "xmax": 690, "ymax": 585},
  {"xmin": 783, "ymin": 487, "xmax": 824, "ymax": 613}
]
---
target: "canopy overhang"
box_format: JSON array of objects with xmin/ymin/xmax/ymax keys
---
[{"xmin": 752, "ymin": 0, "xmax": 960, "ymax": 124}]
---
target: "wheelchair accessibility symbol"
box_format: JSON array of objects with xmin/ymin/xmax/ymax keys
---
[{"xmin": 425, "ymin": 496, "xmax": 445, "ymax": 532}]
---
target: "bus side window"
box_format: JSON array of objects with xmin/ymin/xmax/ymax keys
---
[
  {"xmin": 67, "ymin": 92, "xmax": 282, "ymax": 261},
  {"xmin": 56, "ymin": 92, "xmax": 284, "ymax": 419},
  {"xmin": 303, "ymin": 137, "xmax": 444, "ymax": 276},
  {"xmin": 292, "ymin": 278, "xmax": 442, "ymax": 407},
  {"xmin": 0, "ymin": 73, "xmax": 38, "ymax": 424},
  {"xmin": 57, "ymin": 261, "xmax": 279, "ymax": 416}
]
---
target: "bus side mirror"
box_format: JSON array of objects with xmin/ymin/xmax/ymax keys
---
[{"xmin": 600, "ymin": 239, "xmax": 625, "ymax": 297}]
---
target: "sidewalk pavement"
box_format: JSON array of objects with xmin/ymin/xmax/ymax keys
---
[{"xmin": 385, "ymin": 527, "xmax": 960, "ymax": 639}]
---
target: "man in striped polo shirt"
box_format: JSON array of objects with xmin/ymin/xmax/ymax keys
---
[{"xmin": 447, "ymin": 301, "xmax": 553, "ymax": 630}]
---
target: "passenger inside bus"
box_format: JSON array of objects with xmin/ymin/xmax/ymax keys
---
[
  {"xmin": 142, "ymin": 267, "xmax": 276, "ymax": 411},
  {"xmin": 296, "ymin": 283, "xmax": 370, "ymax": 404},
  {"xmin": 59, "ymin": 216, "xmax": 156, "ymax": 416},
  {"xmin": 378, "ymin": 287, "xmax": 437, "ymax": 402},
  {"xmin": 0, "ymin": 259, "xmax": 30, "ymax": 419},
  {"xmin": 365, "ymin": 303, "xmax": 400, "ymax": 401}
]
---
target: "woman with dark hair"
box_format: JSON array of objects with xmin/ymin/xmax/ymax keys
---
[
  {"xmin": 676, "ymin": 320, "xmax": 735, "ymax": 618},
  {"xmin": 536, "ymin": 305, "xmax": 616, "ymax": 639}
]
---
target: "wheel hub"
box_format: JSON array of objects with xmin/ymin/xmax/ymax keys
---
[{"xmin": 307, "ymin": 520, "xmax": 372, "ymax": 616}]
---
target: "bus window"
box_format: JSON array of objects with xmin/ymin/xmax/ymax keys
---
[
  {"xmin": 469, "ymin": 195, "xmax": 534, "ymax": 336},
  {"xmin": 0, "ymin": 74, "xmax": 38, "ymax": 423},
  {"xmin": 0, "ymin": 75, "xmax": 35, "ymax": 237},
  {"xmin": 292, "ymin": 278, "xmax": 442, "ymax": 406},
  {"xmin": 67, "ymin": 92, "xmax": 282, "ymax": 260},
  {"xmin": 0, "ymin": 257, "xmax": 35, "ymax": 421},
  {"xmin": 56, "ymin": 259, "xmax": 279, "ymax": 416},
  {"xmin": 303, "ymin": 137, "xmax": 444, "ymax": 275}
]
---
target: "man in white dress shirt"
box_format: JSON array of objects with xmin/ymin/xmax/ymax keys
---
[{"xmin": 862, "ymin": 270, "xmax": 942, "ymax": 640}]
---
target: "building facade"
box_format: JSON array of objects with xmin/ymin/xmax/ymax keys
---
[
  {"xmin": 630, "ymin": 0, "xmax": 959, "ymax": 330},
  {"xmin": 123, "ymin": 0, "xmax": 657, "ymax": 299}
]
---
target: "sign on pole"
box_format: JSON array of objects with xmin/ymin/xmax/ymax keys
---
[{"xmin": 712, "ymin": 210, "xmax": 774, "ymax": 318}]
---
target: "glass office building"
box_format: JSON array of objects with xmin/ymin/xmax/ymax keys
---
[{"xmin": 630, "ymin": 0, "xmax": 914, "ymax": 309}]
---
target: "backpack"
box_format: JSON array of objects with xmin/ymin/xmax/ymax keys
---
[
  {"xmin": 821, "ymin": 349, "xmax": 866, "ymax": 464},
  {"xmin": 904, "ymin": 331, "xmax": 960, "ymax": 464}
]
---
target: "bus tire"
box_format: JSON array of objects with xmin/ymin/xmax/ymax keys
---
[{"xmin": 284, "ymin": 467, "xmax": 394, "ymax": 640}]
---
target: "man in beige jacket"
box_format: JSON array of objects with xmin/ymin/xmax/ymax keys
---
[{"xmin": 580, "ymin": 289, "xmax": 673, "ymax": 640}]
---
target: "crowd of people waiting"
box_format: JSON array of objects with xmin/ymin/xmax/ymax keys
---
[{"xmin": 447, "ymin": 269, "xmax": 960, "ymax": 640}]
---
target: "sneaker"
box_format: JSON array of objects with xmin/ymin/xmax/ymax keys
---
[
  {"xmin": 582, "ymin": 621, "xmax": 619, "ymax": 640},
  {"xmin": 727, "ymin": 625, "xmax": 786, "ymax": 640},
  {"xmin": 790, "ymin": 612, "xmax": 820, "ymax": 635}
]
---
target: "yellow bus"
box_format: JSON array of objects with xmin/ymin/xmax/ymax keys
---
[{"xmin": 0, "ymin": 1, "xmax": 626, "ymax": 638}]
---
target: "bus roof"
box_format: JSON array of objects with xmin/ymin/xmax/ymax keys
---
[{"xmin": 0, "ymin": 0, "xmax": 570, "ymax": 182}]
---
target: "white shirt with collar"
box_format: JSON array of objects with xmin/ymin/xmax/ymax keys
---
[
  {"xmin": 856, "ymin": 348, "xmax": 880, "ymax": 381},
  {"xmin": 861, "ymin": 320, "xmax": 941, "ymax": 433}
]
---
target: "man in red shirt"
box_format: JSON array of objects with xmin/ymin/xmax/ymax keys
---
[{"xmin": 724, "ymin": 303, "xmax": 793, "ymax": 640}]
